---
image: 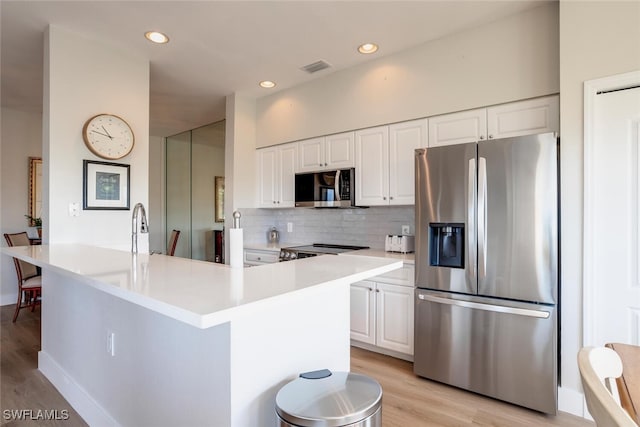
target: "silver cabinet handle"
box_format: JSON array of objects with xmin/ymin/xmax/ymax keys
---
[
  {"xmin": 319, "ymin": 163, "xmax": 323, "ymax": 167},
  {"xmin": 389, "ymin": 196, "xmax": 393, "ymax": 200},
  {"xmin": 383, "ymin": 196, "xmax": 387, "ymax": 200},
  {"xmin": 376, "ymin": 289, "xmax": 380, "ymax": 293},
  {"xmin": 479, "ymin": 135, "xmax": 485, "ymax": 140},
  {"xmin": 324, "ymin": 163, "xmax": 328, "ymax": 166},
  {"xmin": 417, "ymin": 293, "xmax": 550, "ymax": 318},
  {"xmin": 488, "ymin": 135, "xmax": 493, "ymax": 139},
  {"xmin": 368, "ymin": 288, "xmax": 373, "ymax": 292}
]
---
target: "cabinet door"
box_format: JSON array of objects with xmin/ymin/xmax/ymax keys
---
[
  {"xmin": 428, "ymin": 108, "xmax": 487, "ymax": 147},
  {"xmin": 298, "ymin": 137, "xmax": 325, "ymax": 172},
  {"xmin": 389, "ymin": 119, "xmax": 428, "ymax": 205},
  {"xmin": 375, "ymin": 283, "xmax": 414, "ymax": 355},
  {"xmin": 350, "ymin": 281, "xmax": 376, "ymax": 345},
  {"xmin": 278, "ymin": 143, "xmax": 297, "ymax": 207},
  {"xmin": 256, "ymin": 147, "xmax": 278, "ymax": 208},
  {"xmin": 355, "ymin": 126, "xmax": 389, "ymax": 206},
  {"xmin": 487, "ymin": 95, "xmax": 559, "ymax": 140},
  {"xmin": 325, "ymin": 131, "xmax": 355, "ymax": 169}
]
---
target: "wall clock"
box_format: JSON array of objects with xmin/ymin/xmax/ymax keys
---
[{"xmin": 82, "ymin": 114, "xmax": 135, "ymax": 160}]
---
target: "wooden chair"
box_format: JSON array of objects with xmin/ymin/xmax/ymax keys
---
[
  {"xmin": 4, "ymin": 232, "xmax": 42, "ymax": 322},
  {"xmin": 167, "ymin": 229, "xmax": 180, "ymax": 256},
  {"xmin": 578, "ymin": 346, "xmax": 638, "ymax": 427}
]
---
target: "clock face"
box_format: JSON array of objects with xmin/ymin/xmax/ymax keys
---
[{"xmin": 83, "ymin": 114, "xmax": 134, "ymax": 160}]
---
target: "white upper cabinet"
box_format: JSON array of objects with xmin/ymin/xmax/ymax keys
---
[
  {"xmin": 428, "ymin": 95, "xmax": 559, "ymax": 147},
  {"xmin": 298, "ymin": 137, "xmax": 324, "ymax": 172},
  {"xmin": 325, "ymin": 132, "xmax": 355, "ymax": 169},
  {"xmin": 389, "ymin": 119, "xmax": 428, "ymax": 205},
  {"xmin": 486, "ymin": 95, "xmax": 559, "ymax": 140},
  {"xmin": 256, "ymin": 142, "xmax": 297, "ymax": 208},
  {"xmin": 298, "ymin": 131, "xmax": 355, "ymax": 172},
  {"xmin": 355, "ymin": 126, "xmax": 389, "ymax": 206},
  {"xmin": 356, "ymin": 120, "xmax": 427, "ymax": 206},
  {"xmin": 429, "ymin": 108, "xmax": 487, "ymax": 147}
]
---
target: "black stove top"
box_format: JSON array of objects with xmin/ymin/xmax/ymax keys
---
[{"xmin": 279, "ymin": 243, "xmax": 370, "ymax": 261}]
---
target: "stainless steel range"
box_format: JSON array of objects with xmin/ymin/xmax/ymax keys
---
[{"xmin": 279, "ymin": 243, "xmax": 370, "ymax": 261}]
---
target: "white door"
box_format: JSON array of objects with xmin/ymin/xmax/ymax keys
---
[
  {"xmin": 355, "ymin": 126, "xmax": 389, "ymax": 206},
  {"xmin": 487, "ymin": 95, "xmax": 559, "ymax": 140},
  {"xmin": 256, "ymin": 147, "xmax": 278, "ymax": 208},
  {"xmin": 350, "ymin": 281, "xmax": 376, "ymax": 345},
  {"xmin": 587, "ymin": 82, "xmax": 640, "ymax": 346},
  {"xmin": 375, "ymin": 283, "xmax": 414, "ymax": 355},
  {"xmin": 298, "ymin": 137, "xmax": 325, "ymax": 172},
  {"xmin": 278, "ymin": 143, "xmax": 297, "ymax": 207},
  {"xmin": 325, "ymin": 131, "xmax": 355, "ymax": 169},
  {"xmin": 389, "ymin": 119, "xmax": 428, "ymax": 205},
  {"xmin": 428, "ymin": 108, "xmax": 487, "ymax": 147}
]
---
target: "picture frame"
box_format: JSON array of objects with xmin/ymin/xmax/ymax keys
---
[
  {"xmin": 83, "ymin": 160, "xmax": 130, "ymax": 210},
  {"xmin": 215, "ymin": 176, "xmax": 225, "ymax": 222}
]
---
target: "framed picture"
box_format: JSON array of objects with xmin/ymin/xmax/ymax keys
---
[
  {"xmin": 83, "ymin": 160, "xmax": 130, "ymax": 210},
  {"xmin": 215, "ymin": 176, "xmax": 225, "ymax": 222}
]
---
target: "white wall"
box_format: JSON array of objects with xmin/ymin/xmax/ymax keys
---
[
  {"xmin": 558, "ymin": 0, "xmax": 640, "ymax": 415},
  {"xmin": 0, "ymin": 108, "xmax": 43, "ymax": 304},
  {"xmin": 44, "ymin": 26, "xmax": 149, "ymax": 251},
  {"xmin": 148, "ymin": 135, "xmax": 165, "ymax": 253},
  {"xmin": 256, "ymin": 3, "xmax": 559, "ymax": 147},
  {"xmin": 224, "ymin": 94, "xmax": 257, "ymax": 261}
]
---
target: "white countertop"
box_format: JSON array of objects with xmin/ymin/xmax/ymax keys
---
[
  {"xmin": 2, "ymin": 244, "xmax": 402, "ymax": 329},
  {"xmin": 344, "ymin": 249, "xmax": 415, "ymax": 264}
]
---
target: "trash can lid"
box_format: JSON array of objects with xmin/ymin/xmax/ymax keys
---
[{"xmin": 275, "ymin": 370, "xmax": 382, "ymax": 427}]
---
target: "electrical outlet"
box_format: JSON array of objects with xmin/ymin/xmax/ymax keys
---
[
  {"xmin": 402, "ymin": 225, "xmax": 411, "ymax": 235},
  {"xmin": 287, "ymin": 222, "xmax": 293, "ymax": 233},
  {"xmin": 107, "ymin": 331, "xmax": 115, "ymax": 357},
  {"xmin": 69, "ymin": 202, "xmax": 80, "ymax": 217}
]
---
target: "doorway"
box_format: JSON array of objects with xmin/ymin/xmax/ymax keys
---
[
  {"xmin": 165, "ymin": 120, "xmax": 225, "ymax": 261},
  {"xmin": 584, "ymin": 71, "xmax": 640, "ymax": 347}
]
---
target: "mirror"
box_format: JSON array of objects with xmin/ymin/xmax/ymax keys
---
[{"xmin": 28, "ymin": 157, "xmax": 42, "ymax": 225}]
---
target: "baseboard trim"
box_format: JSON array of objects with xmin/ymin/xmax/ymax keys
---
[
  {"xmin": 350, "ymin": 340, "xmax": 413, "ymax": 362},
  {"xmin": 38, "ymin": 351, "xmax": 119, "ymax": 427},
  {"xmin": 558, "ymin": 386, "xmax": 585, "ymax": 418}
]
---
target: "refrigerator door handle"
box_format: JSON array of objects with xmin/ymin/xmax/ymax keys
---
[
  {"xmin": 468, "ymin": 158, "xmax": 477, "ymax": 281},
  {"xmin": 478, "ymin": 157, "xmax": 487, "ymax": 279},
  {"xmin": 417, "ymin": 293, "xmax": 551, "ymax": 319}
]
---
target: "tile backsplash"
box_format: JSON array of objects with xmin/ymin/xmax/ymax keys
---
[{"xmin": 240, "ymin": 206, "xmax": 415, "ymax": 249}]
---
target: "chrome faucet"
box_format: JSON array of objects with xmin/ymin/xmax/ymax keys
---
[{"xmin": 131, "ymin": 202, "xmax": 149, "ymax": 254}]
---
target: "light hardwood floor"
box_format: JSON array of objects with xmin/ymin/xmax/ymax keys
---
[
  {"xmin": 351, "ymin": 347, "xmax": 593, "ymax": 427},
  {"xmin": 1, "ymin": 304, "xmax": 592, "ymax": 426}
]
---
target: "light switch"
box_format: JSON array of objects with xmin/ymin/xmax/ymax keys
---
[{"xmin": 69, "ymin": 202, "xmax": 80, "ymax": 217}]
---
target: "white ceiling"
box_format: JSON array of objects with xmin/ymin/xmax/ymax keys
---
[{"xmin": 1, "ymin": 1, "xmax": 550, "ymax": 137}]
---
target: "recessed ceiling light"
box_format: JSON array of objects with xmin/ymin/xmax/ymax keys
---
[
  {"xmin": 145, "ymin": 31, "xmax": 169, "ymax": 44},
  {"xmin": 259, "ymin": 80, "xmax": 276, "ymax": 89},
  {"xmin": 358, "ymin": 43, "xmax": 378, "ymax": 54}
]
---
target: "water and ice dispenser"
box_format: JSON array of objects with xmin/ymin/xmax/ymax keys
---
[{"xmin": 429, "ymin": 223, "xmax": 464, "ymax": 268}]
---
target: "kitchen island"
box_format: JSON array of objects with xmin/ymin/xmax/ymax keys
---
[{"xmin": 2, "ymin": 244, "xmax": 402, "ymax": 427}]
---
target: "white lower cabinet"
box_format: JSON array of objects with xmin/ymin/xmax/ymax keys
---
[
  {"xmin": 243, "ymin": 248, "xmax": 280, "ymax": 266},
  {"xmin": 350, "ymin": 264, "xmax": 414, "ymax": 360}
]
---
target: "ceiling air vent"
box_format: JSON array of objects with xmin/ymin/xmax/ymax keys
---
[{"xmin": 300, "ymin": 60, "xmax": 332, "ymax": 74}]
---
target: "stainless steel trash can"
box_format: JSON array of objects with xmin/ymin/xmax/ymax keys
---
[{"xmin": 275, "ymin": 369, "xmax": 382, "ymax": 427}]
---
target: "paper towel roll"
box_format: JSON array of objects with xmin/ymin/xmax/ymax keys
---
[{"xmin": 230, "ymin": 228, "xmax": 244, "ymax": 268}]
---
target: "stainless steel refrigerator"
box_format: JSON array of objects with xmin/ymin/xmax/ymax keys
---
[{"xmin": 414, "ymin": 132, "xmax": 559, "ymax": 414}]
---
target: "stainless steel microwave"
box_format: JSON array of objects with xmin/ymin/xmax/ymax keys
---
[{"xmin": 295, "ymin": 168, "xmax": 355, "ymax": 208}]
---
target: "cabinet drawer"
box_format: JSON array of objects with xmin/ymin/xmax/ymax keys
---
[
  {"xmin": 374, "ymin": 265, "xmax": 414, "ymax": 287},
  {"xmin": 244, "ymin": 250, "xmax": 279, "ymax": 264}
]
